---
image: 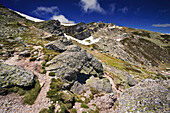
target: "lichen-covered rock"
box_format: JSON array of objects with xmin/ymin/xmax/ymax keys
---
[
  {"xmin": 0, "ymin": 63, "xmax": 35, "ymax": 87},
  {"xmin": 46, "ymin": 45, "xmax": 103, "ymax": 81},
  {"xmin": 89, "ymin": 93, "xmax": 117, "ymax": 113},
  {"xmin": 117, "ymin": 79, "xmax": 170, "ymax": 113},
  {"xmin": 71, "ymin": 75, "xmax": 113, "ymax": 94},
  {"xmin": 86, "ymin": 76, "xmax": 113, "ymax": 93},
  {"xmin": 45, "ymin": 37, "xmax": 73, "ymax": 52}
]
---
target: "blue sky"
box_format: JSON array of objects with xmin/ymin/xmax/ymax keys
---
[{"xmin": 1, "ymin": 0, "xmax": 170, "ymax": 33}]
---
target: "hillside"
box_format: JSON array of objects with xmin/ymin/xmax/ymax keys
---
[{"xmin": 0, "ymin": 4, "xmax": 169, "ymax": 113}]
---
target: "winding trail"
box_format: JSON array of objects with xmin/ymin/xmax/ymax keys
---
[
  {"xmin": 104, "ymin": 72, "xmax": 121, "ymax": 99},
  {"xmin": 1, "ymin": 48, "xmax": 52, "ymax": 113}
]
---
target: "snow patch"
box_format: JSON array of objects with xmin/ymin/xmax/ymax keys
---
[
  {"xmin": 14, "ymin": 11, "xmax": 44, "ymax": 22},
  {"xmin": 108, "ymin": 26, "xmax": 116, "ymax": 29},
  {"xmin": 116, "ymin": 39, "xmax": 121, "ymax": 42},
  {"xmin": 64, "ymin": 33, "xmax": 100, "ymax": 45},
  {"xmin": 61, "ymin": 23, "xmax": 76, "ymax": 26},
  {"xmin": 108, "ymin": 25, "xmax": 122, "ymax": 29}
]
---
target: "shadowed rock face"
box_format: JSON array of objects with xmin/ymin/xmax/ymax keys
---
[
  {"xmin": 0, "ymin": 63, "xmax": 35, "ymax": 87},
  {"xmin": 117, "ymin": 79, "xmax": 170, "ymax": 113}
]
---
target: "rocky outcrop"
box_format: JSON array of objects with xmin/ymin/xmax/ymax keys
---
[
  {"xmin": 37, "ymin": 20, "xmax": 63, "ymax": 36},
  {"xmin": 0, "ymin": 63, "xmax": 35, "ymax": 87},
  {"xmin": 89, "ymin": 93, "xmax": 117, "ymax": 113},
  {"xmin": 45, "ymin": 37, "xmax": 73, "ymax": 52},
  {"xmin": 64, "ymin": 22, "xmax": 91, "ymax": 40},
  {"xmin": 71, "ymin": 76, "xmax": 113, "ymax": 94},
  {"xmin": 85, "ymin": 76, "xmax": 113, "ymax": 93},
  {"xmin": 117, "ymin": 79, "xmax": 170, "ymax": 113},
  {"xmin": 64, "ymin": 22, "xmax": 107, "ymax": 40},
  {"xmin": 46, "ymin": 45, "xmax": 103, "ymax": 82}
]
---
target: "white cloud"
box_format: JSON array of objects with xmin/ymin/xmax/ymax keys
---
[
  {"xmin": 119, "ymin": 7, "xmax": 128, "ymax": 13},
  {"xmin": 32, "ymin": 6, "xmax": 59, "ymax": 17},
  {"xmin": 32, "ymin": 6, "xmax": 74, "ymax": 24},
  {"xmin": 110, "ymin": 4, "xmax": 115, "ymax": 13},
  {"xmin": 80, "ymin": 0, "xmax": 105, "ymax": 13},
  {"xmin": 51, "ymin": 15, "xmax": 74, "ymax": 24},
  {"xmin": 152, "ymin": 24, "xmax": 170, "ymax": 27}
]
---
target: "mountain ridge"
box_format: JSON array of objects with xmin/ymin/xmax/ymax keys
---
[{"xmin": 0, "ymin": 3, "xmax": 169, "ymax": 113}]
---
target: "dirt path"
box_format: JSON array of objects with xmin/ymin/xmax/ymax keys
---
[
  {"xmin": 1, "ymin": 49, "xmax": 52, "ymax": 113},
  {"xmin": 104, "ymin": 72, "xmax": 121, "ymax": 99}
]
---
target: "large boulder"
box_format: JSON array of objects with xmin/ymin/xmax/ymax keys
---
[
  {"xmin": 64, "ymin": 22, "xmax": 91, "ymax": 40},
  {"xmin": 117, "ymin": 79, "xmax": 170, "ymax": 113},
  {"xmin": 45, "ymin": 37, "xmax": 73, "ymax": 52},
  {"xmin": 71, "ymin": 76, "xmax": 113, "ymax": 94},
  {"xmin": 0, "ymin": 63, "xmax": 35, "ymax": 87},
  {"xmin": 46, "ymin": 45, "xmax": 103, "ymax": 81},
  {"xmin": 86, "ymin": 76, "xmax": 113, "ymax": 93}
]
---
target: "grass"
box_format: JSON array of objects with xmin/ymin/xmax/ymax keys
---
[
  {"xmin": 49, "ymin": 72, "xmax": 55, "ymax": 76},
  {"xmin": 47, "ymin": 78, "xmax": 63, "ymax": 102},
  {"xmin": 7, "ymin": 78, "xmax": 41, "ymax": 105},
  {"xmin": 72, "ymin": 40, "xmax": 158, "ymax": 83},
  {"xmin": 41, "ymin": 69, "xmax": 46, "ymax": 74},
  {"xmin": 70, "ymin": 108, "xmax": 77, "ymax": 113},
  {"xmin": 81, "ymin": 103, "xmax": 89, "ymax": 108},
  {"xmin": 39, "ymin": 108, "xmax": 49, "ymax": 113},
  {"xmin": 23, "ymin": 79, "xmax": 41, "ymax": 105},
  {"xmin": 39, "ymin": 104, "xmax": 55, "ymax": 113}
]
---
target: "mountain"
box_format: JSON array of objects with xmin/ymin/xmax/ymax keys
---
[{"xmin": 0, "ymin": 4, "xmax": 169, "ymax": 113}]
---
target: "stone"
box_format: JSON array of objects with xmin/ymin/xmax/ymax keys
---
[
  {"xmin": 19, "ymin": 50, "xmax": 31, "ymax": 57},
  {"xmin": 117, "ymin": 79, "xmax": 170, "ymax": 113},
  {"xmin": 46, "ymin": 45, "xmax": 104, "ymax": 82},
  {"xmin": 86, "ymin": 76, "xmax": 113, "ymax": 93},
  {"xmin": 89, "ymin": 93, "xmax": 117, "ymax": 113},
  {"xmin": 0, "ymin": 63, "xmax": 35, "ymax": 87},
  {"xmin": 45, "ymin": 38, "xmax": 73, "ymax": 52}
]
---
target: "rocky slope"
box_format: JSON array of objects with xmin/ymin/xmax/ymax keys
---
[{"xmin": 0, "ymin": 3, "xmax": 169, "ymax": 113}]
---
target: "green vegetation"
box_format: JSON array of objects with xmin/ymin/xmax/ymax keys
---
[
  {"xmin": 23, "ymin": 79, "xmax": 41, "ymax": 105},
  {"xmin": 41, "ymin": 69, "xmax": 47, "ymax": 74},
  {"xmin": 48, "ymin": 104, "xmax": 55, "ymax": 113},
  {"xmin": 29, "ymin": 57, "xmax": 37, "ymax": 61},
  {"xmin": 49, "ymin": 72, "xmax": 55, "ymax": 76},
  {"xmin": 7, "ymin": 78, "xmax": 41, "ymax": 105},
  {"xmin": 70, "ymin": 108, "xmax": 77, "ymax": 113},
  {"xmin": 39, "ymin": 104, "xmax": 55, "ymax": 113},
  {"xmin": 39, "ymin": 108, "xmax": 49, "ymax": 113},
  {"xmin": 81, "ymin": 103, "xmax": 89, "ymax": 108},
  {"xmin": 90, "ymin": 87, "xmax": 99, "ymax": 95}
]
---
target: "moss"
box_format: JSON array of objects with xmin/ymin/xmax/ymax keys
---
[
  {"xmin": 89, "ymin": 94, "xmax": 94, "ymax": 100},
  {"xmin": 39, "ymin": 104, "xmax": 55, "ymax": 113},
  {"xmin": 81, "ymin": 103, "xmax": 89, "ymax": 108},
  {"xmin": 48, "ymin": 104, "xmax": 55, "ymax": 113},
  {"xmin": 58, "ymin": 101, "xmax": 69, "ymax": 113},
  {"xmin": 75, "ymin": 99, "xmax": 83, "ymax": 103},
  {"xmin": 39, "ymin": 108, "xmax": 49, "ymax": 113},
  {"xmin": 29, "ymin": 57, "xmax": 37, "ymax": 61},
  {"xmin": 23, "ymin": 79, "xmax": 41, "ymax": 105},
  {"xmin": 41, "ymin": 69, "xmax": 46, "ymax": 74},
  {"xmin": 42, "ymin": 66, "xmax": 45, "ymax": 69},
  {"xmin": 47, "ymin": 78, "xmax": 64, "ymax": 103},
  {"xmin": 70, "ymin": 108, "xmax": 77, "ymax": 113},
  {"xmin": 50, "ymin": 78, "xmax": 63, "ymax": 90},
  {"xmin": 82, "ymin": 112, "xmax": 87, "ymax": 113},
  {"xmin": 6, "ymin": 78, "xmax": 41, "ymax": 105},
  {"xmin": 49, "ymin": 72, "xmax": 55, "ymax": 76},
  {"xmin": 90, "ymin": 87, "xmax": 99, "ymax": 95}
]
